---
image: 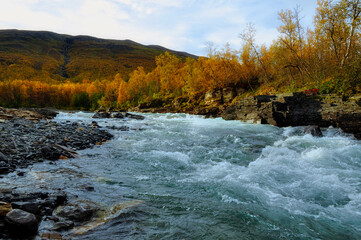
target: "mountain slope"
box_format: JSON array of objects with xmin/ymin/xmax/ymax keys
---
[{"xmin": 0, "ymin": 29, "xmax": 196, "ymax": 82}]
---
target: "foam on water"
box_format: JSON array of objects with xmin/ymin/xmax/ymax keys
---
[
  {"xmin": 185, "ymin": 126, "xmax": 361, "ymax": 228},
  {"xmin": 2, "ymin": 112, "xmax": 360, "ymax": 239}
]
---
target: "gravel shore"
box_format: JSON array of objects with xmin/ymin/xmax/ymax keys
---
[
  {"xmin": 0, "ymin": 108, "xmax": 114, "ymax": 239},
  {"xmin": 0, "ymin": 118, "xmax": 113, "ymax": 175}
]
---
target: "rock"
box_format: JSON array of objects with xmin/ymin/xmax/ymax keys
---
[
  {"xmin": 52, "ymin": 144, "xmax": 78, "ymax": 158},
  {"xmin": 107, "ymin": 125, "xmax": 129, "ymax": 131},
  {"xmin": 222, "ymin": 87, "xmax": 237, "ymax": 104},
  {"xmin": 5, "ymin": 209, "xmax": 39, "ymax": 236},
  {"xmin": 305, "ymin": 126, "xmax": 323, "ymax": 137},
  {"xmin": 40, "ymin": 232, "xmax": 64, "ymax": 240},
  {"xmin": 0, "ymin": 202, "xmax": 12, "ymax": 216},
  {"xmin": 91, "ymin": 121, "xmax": 99, "ymax": 128},
  {"xmin": 110, "ymin": 112, "xmax": 125, "ymax": 118},
  {"xmin": 222, "ymin": 93, "xmax": 361, "ymax": 139},
  {"xmin": 54, "ymin": 202, "xmax": 98, "ymax": 222},
  {"xmin": 28, "ymin": 108, "xmax": 58, "ymax": 119},
  {"xmin": 125, "ymin": 113, "xmax": 145, "ymax": 120},
  {"xmin": 0, "ymin": 152, "xmax": 8, "ymax": 162},
  {"xmin": 52, "ymin": 221, "xmax": 74, "ymax": 231},
  {"xmin": 204, "ymin": 89, "xmax": 223, "ymax": 105},
  {"xmin": 0, "ymin": 165, "xmax": 10, "ymax": 174},
  {"xmin": 55, "ymin": 194, "xmax": 67, "ymax": 206},
  {"xmin": 92, "ymin": 112, "xmax": 110, "ymax": 118},
  {"xmin": 41, "ymin": 146, "xmax": 62, "ymax": 160},
  {"xmin": 193, "ymin": 107, "xmax": 220, "ymax": 118},
  {"xmin": 0, "ymin": 114, "xmax": 113, "ymax": 174},
  {"xmin": 12, "ymin": 201, "xmax": 40, "ymax": 214}
]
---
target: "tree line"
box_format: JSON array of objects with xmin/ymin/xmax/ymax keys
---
[{"xmin": 1, "ymin": 0, "xmax": 360, "ymax": 110}]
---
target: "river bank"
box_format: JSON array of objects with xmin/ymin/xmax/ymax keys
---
[
  {"xmin": 0, "ymin": 108, "xmax": 114, "ymax": 239},
  {"xmin": 133, "ymin": 91, "xmax": 361, "ymax": 140},
  {"xmin": 1, "ymin": 112, "xmax": 359, "ymax": 239}
]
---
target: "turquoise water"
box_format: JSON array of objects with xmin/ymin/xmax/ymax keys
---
[{"xmin": 2, "ymin": 112, "xmax": 361, "ymax": 239}]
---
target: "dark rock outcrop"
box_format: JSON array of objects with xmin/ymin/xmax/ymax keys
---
[
  {"xmin": 92, "ymin": 111, "xmax": 145, "ymax": 120},
  {"xmin": 222, "ymin": 93, "xmax": 361, "ymax": 139}
]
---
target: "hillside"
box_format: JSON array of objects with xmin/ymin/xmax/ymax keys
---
[{"xmin": 0, "ymin": 29, "xmax": 196, "ymax": 82}]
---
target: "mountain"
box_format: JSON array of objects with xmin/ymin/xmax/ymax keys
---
[{"xmin": 0, "ymin": 29, "xmax": 197, "ymax": 82}]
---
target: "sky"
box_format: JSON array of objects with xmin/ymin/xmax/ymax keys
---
[{"xmin": 0, "ymin": 0, "xmax": 318, "ymax": 56}]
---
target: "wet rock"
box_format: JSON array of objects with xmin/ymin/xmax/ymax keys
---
[
  {"xmin": 107, "ymin": 125, "xmax": 129, "ymax": 131},
  {"xmin": 55, "ymin": 194, "xmax": 67, "ymax": 206},
  {"xmin": 92, "ymin": 112, "xmax": 110, "ymax": 118},
  {"xmin": 222, "ymin": 93, "xmax": 361, "ymax": 139},
  {"xmin": 12, "ymin": 201, "xmax": 40, "ymax": 214},
  {"xmin": 304, "ymin": 125, "xmax": 323, "ymax": 137},
  {"xmin": 5, "ymin": 209, "xmax": 39, "ymax": 236},
  {"xmin": 41, "ymin": 232, "xmax": 64, "ymax": 240},
  {"xmin": 0, "ymin": 202, "xmax": 12, "ymax": 216},
  {"xmin": 125, "ymin": 113, "xmax": 145, "ymax": 120},
  {"xmin": 54, "ymin": 202, "xmax": 98, "ymax": 222},
  {"xmin": 41, "ymin": 146, "xmax": 62, "ymax": 161},
  {"xmin": 91, "ymin": 121, "xmax": 99, "ymax": 128},
  {"xmin": 25, "ymin": 108, "xmax": 58, "ymax": 119},
  {"xmin": 52, "ymin": 144, "xmax": 78, "ymax": 158},
  {"xmin": 193, "ymin": 107, "xmax": 221, "ymax": 118},
  {"xmin": 0, "ymin": 111, "xmax": 112, "ymax": 174},
  {"xmin": 0, "ymin": 152, "xmax": 8, "ymax": 162},
  {"xmin": 0, "ymin": 162, "xmax": 10, "ymax": 174},
  {"xmin": 111, "ymin": 112, "xmax": 126, "ymax": 118},
  {"xmin": 52, "ymin": 220, "xmax": 74, "ymax": 231}
]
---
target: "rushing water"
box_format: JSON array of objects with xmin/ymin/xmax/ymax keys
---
[{"xmin": 2, "ymin": 112, "xmax": 361, "ymax": 239}]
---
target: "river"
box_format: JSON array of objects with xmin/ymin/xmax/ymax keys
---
[{"xmin": 1, "ymin": 112, "xmax": 361, "ymax": 239}]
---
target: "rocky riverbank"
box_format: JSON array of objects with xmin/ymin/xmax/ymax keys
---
[
  {"xmin": 0, "ymin": 108, "xmax": 113, "ymax": 239},
  {"xmin": 222, "ymin": 93, "xmax": 361, "ymax": 139},
  {"xmin": 0, "ymin": 110, "xmax": 113, "ymax": 175},
  {"xmin": 132, "ymin": 90, "xmax": 361, "ymax": 139}
]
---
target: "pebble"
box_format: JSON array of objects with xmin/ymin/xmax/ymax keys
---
[{"xmin": 0, "ymin": 118, "xmax": 113, "ymax": 174}]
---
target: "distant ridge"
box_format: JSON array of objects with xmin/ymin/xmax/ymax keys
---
[{"xmin": 0, "ymin": 29, "xmax": 197, "ymax": 82}]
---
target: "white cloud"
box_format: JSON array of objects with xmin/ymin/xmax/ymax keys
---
[{"xmin": 0, "ymin": 0, "xmax": 318, "ymax": 55}]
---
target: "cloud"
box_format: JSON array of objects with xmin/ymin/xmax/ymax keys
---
[{"xmin": 0, "ymin": 0, "xmax": 318, "ymax": 55}]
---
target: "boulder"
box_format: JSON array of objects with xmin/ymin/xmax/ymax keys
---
[
  {"xmin": 29, "ymin": 108, "xmax": 58, "ymax": 119},
  {"xmin": 5, "ymin": 209, "xmax": 39, "ymax": 236},
  {"xmin": 54, "ymin": 202, "xmax": 98, "ymax": 222},
  {"xmin": 12, "ymin": 202, "xmax": 40, "ymax": 214},
  {"xmin": 125, "ymin": 113, "xmax": 145, "ymax": 120},
  {"xmin": 110, "ymin": 112, "xmax": 125, "ymax": 118},
  {"xmin": 92, "ymin": 112, "xmax": 110, "ymax": 119}
]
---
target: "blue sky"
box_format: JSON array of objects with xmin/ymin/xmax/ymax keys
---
[{"xmin": 0, "ymin": 0, "xmax": 318, "ymax": 56}]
